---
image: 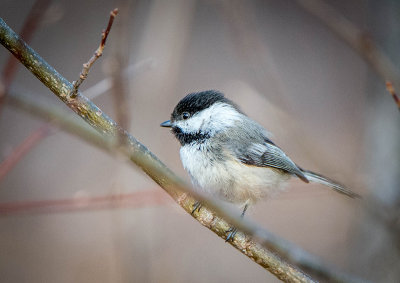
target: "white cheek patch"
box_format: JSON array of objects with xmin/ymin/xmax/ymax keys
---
[
  {"xmin": 174, "ymin": 102, "xmax": 242, "ymax": 135},
  {"xmin": 174, "ymin": 114, "xmax": 204, "ymax": 134}
]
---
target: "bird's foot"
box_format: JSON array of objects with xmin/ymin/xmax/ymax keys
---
[
  {"xmin": 225, "ymin": 203, "xmax": 248, "ymax": 241},
  {"xmin": 225, "ymin": 227, "xmax": 238, "ymax": 242},
  {"xmin": 191, "ymin": 201, "xmax": 202, "ymax": 214}
]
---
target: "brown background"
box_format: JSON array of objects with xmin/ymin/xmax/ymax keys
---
[{"xmin": 0, "ymin": 0, "xmax": 399, "ymax": 282}]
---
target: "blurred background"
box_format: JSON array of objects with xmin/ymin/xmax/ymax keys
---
[{"xmin": 0, "ymin": 0, "xmax": 399, "ymax": 282}]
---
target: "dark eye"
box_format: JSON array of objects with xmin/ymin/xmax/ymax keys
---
[{"xmin": 182, "ymin": 112, "xmax": 190, "ymax": 120}]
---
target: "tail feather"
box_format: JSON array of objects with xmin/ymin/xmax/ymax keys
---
[{"xmin": 301, "ymin": 170, "xmax": 361, "ymax": 199}]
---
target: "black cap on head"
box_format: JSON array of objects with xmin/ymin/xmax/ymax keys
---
[{"xmin": 171, "ymin": 90, "xmax": 239, "ymax": 120}]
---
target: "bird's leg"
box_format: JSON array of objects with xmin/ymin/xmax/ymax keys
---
[
  {"xmin": 240, "ymin": 204, "xmax": 249, "ymax": 218},
  {"xmin": 191, "ymin": 201, "xmax": 202, "ymax": 214},
  {"xmin": 225, "ymin": 204, "xmax": 249, "ymax": 242}
]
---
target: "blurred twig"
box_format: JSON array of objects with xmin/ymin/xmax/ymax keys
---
[
  {"xmin": 6, "ymin": 92, "xmax": 112, "ymax": 152},
  {"xmin": 0, "ymin": 190, "xmax": 168, "ymax": 215},
  {"xmin": 70, "ymin": 8, "xmax": 119, "ymax": 98},
  {"xmin": 385, "ymin": 81, "xmax": 400, "ymax": 111},
  {"xmin": 0, "ymin": 124, "xmax": 51, "ymax": 182},
  {"xmin": 0, "ymin": 0, "xmax": 53, "ymax": 183},
  {"xmin": 0, "ymin": 17, "xmax": 367, "ymax": 283},
  {"xmin": 109, "ymin": 2, "xmax": 133, "ymax": 136},
  {"xmin": 217, "ymin": 0, "xmax": 290, "ymax": 109},
  {"xmin": 0, "ymin": 0, "xmax": 51, "ymax": 116},
  {"xmin": 84, "ymin": 58, "xmax": 155, "ymax": 99},
  {"xmin": 295, "ymin": 0, "xmax": 400, "ymax": 94}
]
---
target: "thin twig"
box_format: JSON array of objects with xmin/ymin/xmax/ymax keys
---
[
  {"xmin": 0, "ymin": 124, "xmax": 51, "ymax": 181},
  {"xmin": 70, "ymin": 8, "xmax": 119, "ymax": 98},
  {"xmin": 385, "ymin": 81, "xmax": 400, "ymax": 111},
  {"xmin": 0, "ymin": 17, "xmax": 367, "ymax": 283}
]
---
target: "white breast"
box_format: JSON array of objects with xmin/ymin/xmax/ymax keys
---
[
  {"xmin": 180, "ymin": 143, "xmax": 228, "ymax": 194},
  {"xmin": 180, "ymin": 143, "xmax": 290, "ymax": 205}
]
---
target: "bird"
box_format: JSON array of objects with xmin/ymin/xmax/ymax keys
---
[{"xmin": 161, "ymin": 90, "xmax": 360, "ymax": 241}]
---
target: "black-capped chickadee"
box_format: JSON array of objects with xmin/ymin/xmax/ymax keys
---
[{"xmin": 161, "ymin": 90, "xmax": 359, "ymax": 240}]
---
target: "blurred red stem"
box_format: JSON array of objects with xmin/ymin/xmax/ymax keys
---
[
  {"xmin": 0, "ymin": 125, "xmax": 51, "ymax": 182},
  {"xmin": 386, "ymin": 81, "xmax": 400, "ymax": 111},
  {"xmin": 0, "ymin": 0, "xmax": 51, "ymax": 114},
  {"xmin": 0, "ymin": 190, "xmax": 168, "ymax": 215}
]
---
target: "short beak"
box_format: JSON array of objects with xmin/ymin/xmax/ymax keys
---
[{"xmin": 160, "ymin": 120, "xmax": 172, "ymax": 127}]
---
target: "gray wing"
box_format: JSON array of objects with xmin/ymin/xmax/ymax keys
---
[
  {"xmin": 222, "ymin": 121, "xmax": 308, "ymax": 182},
  {"xmin": 237, "ymin": 142, "xmax": 309, "ymax": 182}
]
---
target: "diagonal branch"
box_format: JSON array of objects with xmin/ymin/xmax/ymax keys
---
[{"xmin": 0, "ymin": 17, "xmax": 366, "ymax": 283}]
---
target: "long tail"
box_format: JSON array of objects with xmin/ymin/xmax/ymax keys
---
[{"xmin": 301, "ymin": 169, "xmax": 361, "ymax": 199}]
